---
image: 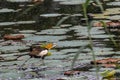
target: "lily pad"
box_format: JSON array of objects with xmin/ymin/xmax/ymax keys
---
[
  {"xmin": 91, "ymin": 13, "xmax": 110, "ymax": 19},
  {"xmin": 0, "ymin": 70, "xmax": 24, "ymax": 80},
  {"xmin": 85, "ymin": 47, "xmax": 113, "ymax": 52},
  {"xmin": 0, "ymin": 8, "xmax": 16, "ymax": 13},
  {"xmin": 7, "ymin": 0, "xmax": 31, "ymax": 2},
  {"xmin": 0, "ymin": 22, "xmax": 15, "ymax": 26},
  {"xmin": 77, "ymin": 30, "xmax": 105, "ymax": 36},
  {"xmin": 106, "ymin": 8, "xmax": 120, "ymax": 12},
  {"xmin": 53, "ymin": 0, "xmax": 67, "ymax": 2},
  {"xmin": 0, "ymin": 45, "xmax": 29, "ymax": 53},
  {"xmin": 107, "ymin": 2, "xmax": 120, "ymax": 6},
  {"xmin": 92, "ymin": 51, "xmax": 115, "ymax": 56},
  {"xmin": 16, "ymin": 21, "xmax": 36, "ymax": 24},
  {"xmin": 107, "ymin": 15, "xmax": 120, "ymax": 20},
  {"xmin": 40, "ymin": 13, "xmax": 62, "ymax": 17},
  {"xmin": 89, "ymin": 68, "xmax": 114, "ymax": 72},
  {"xmin": 35, "ymin": 28, "xmax": 68, "ymax": 35},
  {"xmin": 60, "ymin": 24, "xmax": 72, "ymax": 28},
  {"xmin": 56, "ymin": 40, "xmax": 89, "ymax": 48},
  {"xmin": 46, "ymin": 54, "xmax": 67, "ymax": 60},
  {"xmin": 103, "ymin": 10, "xmax": 120, "ymax": 15},
  {"xmin": 23, "ymin": 35, "xmax": 67, "ymax": 42},
  {"xmin": 69, "ymin": 25, "xmax": 86, "ymax": 30},
  {"xmin": 60, "ymin": 1, "xmax": 85, "ymax": 5},
  {"xmin": 29, "ymin": 78, "xmax": 43, "ymax": 80},
  {"xmin": 60, "ymin": 48, "xmax": 79, "ymax": 54},
  {"xmin": 74, "ymin": 26, "xmax": 105, "ymax": 36},
  {"xmin": 0, "ymin": 21, "xmax": 35, "ymax": 26},
  {"xmin": 19, "ymin": 30, "xmax": 37, "ymax": 34},
  {"xmin": 91, "ymin": 34, "xmax": 115, "ymax": 39},
  {"xmin": 13, "ymin": 33, "xmax": 34, "ymax": 38}
]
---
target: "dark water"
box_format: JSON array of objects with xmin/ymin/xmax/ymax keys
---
[{"xmin": 0, "ymin": 0, "xmax": 120, "ymax": 80}]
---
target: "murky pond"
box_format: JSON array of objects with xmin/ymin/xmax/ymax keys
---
[{"xmin": 0, "ymin": 0, "xmax": 120, "ymax": 80}]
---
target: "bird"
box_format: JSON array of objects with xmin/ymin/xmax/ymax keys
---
[
  {"xmin": 29, "ymin": 43, "xmax": 55, "ymax": 59},
  {"xmin": 20, "ymin": 43, "xmax": 56, "ymax": 68}
]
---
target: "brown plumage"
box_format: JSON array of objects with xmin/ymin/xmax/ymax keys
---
[{"xmin": 29, "ymin": 45, "xmax": 48, "ymax": 59}]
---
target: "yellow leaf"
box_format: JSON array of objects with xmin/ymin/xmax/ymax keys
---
[
  {"xmin": 45, "ymin": 43, "xmax": 54, "ymax": 50},
  {"xmin": 101, "ymin": 70, "xmax": 116, "ymax": 78},
  {"xmin": 47, "ymin": 52, "xmax": 52, "ymax": 56},
  {"xmin": 40, "ymin": 43, "xmax": 55, "ymax": 50}
]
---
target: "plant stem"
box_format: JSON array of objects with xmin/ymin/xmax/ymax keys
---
[{"xmin": 82, "ymin": 0, "xmax": 99, "ymax": 79}]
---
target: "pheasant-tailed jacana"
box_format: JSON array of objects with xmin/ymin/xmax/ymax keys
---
[{"xmin": 20, "ymin": 43, "xmax": 56, "ymax": 67}]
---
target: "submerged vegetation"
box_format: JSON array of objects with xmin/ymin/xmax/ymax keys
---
[{"xmin": 0, "ymin": 0, "xmax": 120, "ymax": 80}]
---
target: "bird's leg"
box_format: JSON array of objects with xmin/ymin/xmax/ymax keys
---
[
  {"xmin": 41, "ymin": 56, "xmax": 46, "ymax": 65},
  {"xmin": 19, "ymin": 57, "xmax": 31, "ymax": 70},
  {"xmin": 41, "ymin": 59, "xmax": 45, "ymax": 66}
]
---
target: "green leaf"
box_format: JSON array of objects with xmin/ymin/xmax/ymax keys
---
[
  {"xmin": 15, "ymin": 2, "xmax": 42, "ymax": 19},
  {"xmin": 100, "ymin": 21, "xmax": 118, "ymax": 48},
  {"xmin": 95, "ymin": 0, "xmax": 104, "ymax": 12},
  {"xmin": 84, "ymin": 0, "xmax": 90, "ymax": 8},
  {"xmin": 71, "ymin": 45, "xmax": 88, "ymax": 69},
  {"xmin": 40, "ymin": 43, "xmax": 46, "ymax": 48},
  {"xmin": 47, "ymin": 52, "xmax": 52, "ymax": 56},
  {"xmin": 56, "ymin": 15, "xmax": 71, "ymax": 26},
  {"xmin": 101, "ymin": 70, "xmax": 116, "ymax": 78}
]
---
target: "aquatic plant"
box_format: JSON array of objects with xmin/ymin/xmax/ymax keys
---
[
  {"xmin": 15, "ymin": 0, "xmax": 44, "ymax": 20},
  {"xmin": 100, "ymin": 21, "xmax": 118, "ymax": 48},
  {"xmin": 101, "ymin": 70, "xmax": 116, "ymax": 79},
  {"xmin": 78, "ymin": 0, "xmax": 102, "ymax": 79},
  {"xmin": 56, "ymin": 0, "xmax": 104, "ymax": 79}
]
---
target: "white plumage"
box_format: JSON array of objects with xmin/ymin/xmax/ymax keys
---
[{"xmin": 38, "ymin": 49, "xmax": 48, "ymax": 57}]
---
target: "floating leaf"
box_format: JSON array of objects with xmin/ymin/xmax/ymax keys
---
[
  {"xmin": 46, "ymin": 52, "xmax": 52, "ymax": 56},
  {"xmin": 64, "ymin": 70, "xmax": 80, "ymax": 76},
  {"xmin": 40, "ymin": 13, "xmax": 62, "ymax": 17},
  {"xmin": 40, "ymin": 43, "xmax": 56, "ymax": 50},
  {"xmin": 7, "ymin": 0, "xmax": 31, "ymax": 2},
  {"xmin": 60, "ymin": 0, "xmax": 85, "ymax": 5},
  {"xmin": 0, "ymin": 8, "xmax": 16, "ymax": 13},
  {"xmin": 23, "ymin": 35, "xmax": 67, "ymax": 42},
  {"xmin": 19, "ymin": 30, "xmax": 37, "ymax": 34},
  {"xmin": 101, "ymin": 70, "xmax": 116, "ymax": 78},
  {"xmin": 102, "ymin": 64, "xmax": 116, "ymax": 68},
  {"xmin": 36, "ymin": 28, "xmax": 68, "ymax": 35},
  {"xmin": 107, "ymin": 2, "xmax": 120, "ymax": 6},
  {"xmin": 91, "ymin": 58, "xmax": 120, "ymax": 64}
]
